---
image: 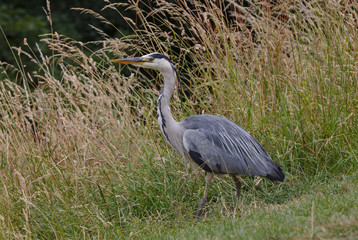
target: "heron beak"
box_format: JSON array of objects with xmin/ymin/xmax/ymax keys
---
[{"xmin": 111, "ymin": 57, "xmax": 145, "ymax": 65}]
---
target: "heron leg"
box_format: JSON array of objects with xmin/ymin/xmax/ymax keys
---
[
  {"xmin": 195, "ymin": 172, "xmax": 214, "ymax": 220},
  {"xmin": 230, "ymin": 174, "xmax": 242, "ymax": 200}
]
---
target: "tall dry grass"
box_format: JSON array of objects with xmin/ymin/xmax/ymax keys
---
[
  {"xmin": 0, "ymin": 0, "xmax": 357, "ymax": 238},
  {"xmin": 103, "ymin": 0, "xmax": 357, "ymax": 175}
]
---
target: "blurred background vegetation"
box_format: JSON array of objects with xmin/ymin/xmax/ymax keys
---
[
  {"xmin": 0, "ymin": 0, "xmax": 249, "ymax": 85},
  {"xmin": 0, "ymin": 0, "xmax": 140, "ymax": 83}
]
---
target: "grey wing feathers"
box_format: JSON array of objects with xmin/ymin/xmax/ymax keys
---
[{"xmin": 181, "ymin": 115, "xmax": 284, "ymax": 181}]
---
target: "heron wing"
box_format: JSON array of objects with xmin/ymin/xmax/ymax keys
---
[{"xmin": 181, "ymin": 115, "xmax": 284, "ymax": 181}]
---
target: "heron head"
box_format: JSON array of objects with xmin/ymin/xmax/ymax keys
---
[
  {"xmin": 112, "ymin": 52, "xmax": 184, "ymax": 107},
  {"xmin": 111, "ymin": 53, "xmax": 173, "ymax": 72}
]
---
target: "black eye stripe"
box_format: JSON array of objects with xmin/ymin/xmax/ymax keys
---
[{"xmin": 149, "ymin": 53, "xmax": 171, "ymax": 62}]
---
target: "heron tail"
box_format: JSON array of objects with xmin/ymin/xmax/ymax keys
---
[{"xmin": 266, "ymin": 164, "xmax": 285, "ymax": 182}]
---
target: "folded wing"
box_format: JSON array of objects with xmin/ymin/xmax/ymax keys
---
[{"xmin": 181, "ymin": 115, "xmax": 284, "ymax": 181}]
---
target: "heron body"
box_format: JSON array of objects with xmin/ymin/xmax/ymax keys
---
[{"xmin": 112, "ymin": 53, "xmax": 284, "ymax": 218}]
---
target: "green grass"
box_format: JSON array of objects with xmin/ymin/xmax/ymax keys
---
[
  {"xmin": 0, "ymin": 0, "xmax": 357, "ymax": 239},
  {"xmin": 135, "ymin": 174, "xmax": 358, "ymax": 239}
]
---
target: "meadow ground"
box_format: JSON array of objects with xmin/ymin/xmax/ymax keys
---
[{"xmin": 0, "ymin": 1, "xmax": 357, "ymax": 239}]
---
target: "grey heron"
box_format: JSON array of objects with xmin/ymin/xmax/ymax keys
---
[{"xmin": 111, "ymin": 53, "xmax": 285, "ymax": 218}]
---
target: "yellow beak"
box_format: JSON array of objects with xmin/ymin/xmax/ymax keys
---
[{"xmin": 111, "ymin": 57, "xmax": 145, "ymax": 65}]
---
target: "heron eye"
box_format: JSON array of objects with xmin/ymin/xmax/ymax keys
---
[{"xmin": 147, "ymin": 57, "xmax": 155, "ymax": 62}]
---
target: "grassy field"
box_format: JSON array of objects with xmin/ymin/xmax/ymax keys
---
[
  {"xmin": 0, "ymin": 0, "xmax": 357, "ymax": 239},
  {"xmin": 137, "ymin": 174, "xmax": 357, "ymax": 239}
]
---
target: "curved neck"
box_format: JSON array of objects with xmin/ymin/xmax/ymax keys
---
[
  {"xmin": 157, "ymin": 70, "xmax": 177, "ymax": 125},
  {"xmin": 156, "ymin": 63, "xmax": 188, "ymax": 155}
]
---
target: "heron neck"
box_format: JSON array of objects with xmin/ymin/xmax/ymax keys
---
[{"xmin": 158, "ymin": 70, "xmax": 177, "ymax": 125}]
